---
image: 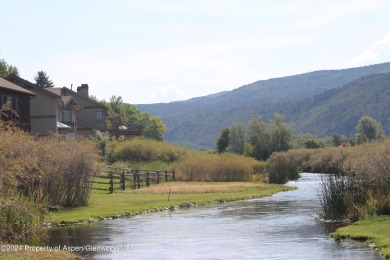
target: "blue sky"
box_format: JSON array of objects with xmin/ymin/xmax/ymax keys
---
[{"xmin": 2, "ymin": 0, "xmax": 390, "ymax": 104}]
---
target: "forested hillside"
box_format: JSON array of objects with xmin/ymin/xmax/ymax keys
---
[
  {"xmin": 137, "ymin": 62, "xmax": 390, "ymax": 148},
  {"xmin": 286, "ymin": 73, "xmax": 390, "ymax": 136}
]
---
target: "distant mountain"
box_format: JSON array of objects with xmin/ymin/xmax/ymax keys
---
[
  {"xmin": 136, "ymin": 62, "xmax": 390, "ymax": 148},
  {"xmin": 286, "ymin": 73, "xmax": 390, "ymax": 137}
]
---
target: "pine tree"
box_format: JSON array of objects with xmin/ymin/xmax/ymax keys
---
[{"xmin": 34, "ymin": 71, "xmax": 54, "ymax": 88}]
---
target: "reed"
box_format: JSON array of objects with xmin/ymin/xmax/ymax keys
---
[
  {"xmin": 0, "ymin": 121, "xmax": 99, "ymax": 243},
  {"xmin": 173, "ymin": 152, "xmax": 260, "ymax": 182},
  {"xmin": 109, "ymin": 138, "xmax": 187, "ymax": 162}
]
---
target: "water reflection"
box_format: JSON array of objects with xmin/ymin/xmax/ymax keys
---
[{"xmin": 48, "ymin": 173, "xmax": 381, "ymax": 259}]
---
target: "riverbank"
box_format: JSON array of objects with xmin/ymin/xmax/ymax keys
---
[
  {"xmin": 0, "ymin": 246, "xmax": 80, "ymax": 260},
  {"xmin": 332, "ymin": 215, "xmax": 390, "ymax": 259},
  {"xmin": 45, "ymin": 181, "xmax": 294, "ymax": 225}
]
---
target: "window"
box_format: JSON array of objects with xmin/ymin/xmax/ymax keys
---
[
  {"xmin": 96, "ymin": 111, "xmax": 103, "ymax": 123},
  {"xmin": 60, "ymin": 109, "xmax": 72, "ymax": 122},
  {"xmin": 0, "ymin": 95, "xmax": 20, "ymax": 121}
]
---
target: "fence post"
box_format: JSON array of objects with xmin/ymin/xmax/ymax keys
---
[
  {"xmin": 165, "ymin": 170, "xmax": 168, "ymax": 182},
  {"xmin": 127, "ymin": 169, "xmax": 131, "ymax": 189},
  {"xmin": 109, "ymin": 173, "xmax": 114, "ymax": 193},
  {"xmin": 146, "ymin": 171, "xmax": 150, "ymax": 187},
  {"xmin": 133, "ymin": 171, "xmax": 137, "ymax": 189},
  {"xmin": 121, "ymin": 171, "xmax": 126, "ymax": 191},
  {"xmin": 137, "ymin": 172, "xmax": 140, "ymax": 189},
  {"xmin": 172, "ymin": 169, "xmax": 175, "ymax": 181},
  {"xmin": 156, "ymin": 171, "xmax": 160, "ymax": 184}
]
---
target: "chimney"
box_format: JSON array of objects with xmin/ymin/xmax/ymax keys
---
[{"xmin": 77, "ymin": 84, "xmax": 89, "ymax": 97}]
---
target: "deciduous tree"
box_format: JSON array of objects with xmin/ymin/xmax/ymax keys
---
[
  {"xmin": 245, "ymin": 115, "xmax": 269, "ymax": 160},
  {"xmin": 0, "ymin": 59, "xmax": 19, "ymax": 78},
  {"xmin": 228, "ymin": 124, "xmax": 246, "ymax": 154},
  {"xmin": 355, "ymin": 115, "xmax": 384, "ymax": 144}
]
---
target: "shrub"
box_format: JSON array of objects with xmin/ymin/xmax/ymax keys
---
[
  {"xmin": 267, "ymin": 151, "xmax": 299, "ymax": 184},
  {"xmin": 307, "ymin": 147, "xmax": 350, "ymax": 174}
]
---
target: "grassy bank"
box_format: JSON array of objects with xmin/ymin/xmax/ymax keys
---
[
  {"xmin": 332, "ymin": 216, "xmax": 390, "ymax": 259},
  {"xmin": 46, "ymin": 182, "xmax": 294, "ymax": 224},
  {"xmin": 0, "ymin": 248, "xmax": 79, "ymax": 260}
]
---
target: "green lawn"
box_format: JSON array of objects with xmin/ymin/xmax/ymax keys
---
[
  {"xmin": 46, "ymin": 182, "xmax": 294, "ymax": 224},
  {"xmin": 332, "ymin": 215, "xmax": 390, "ymax": 259}
]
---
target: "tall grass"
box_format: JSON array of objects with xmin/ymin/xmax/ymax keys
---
[
  {"xmin": 108, "ymin": 138, "xmax": 265, "ymax": 182},
  {"xmin": 173, "ymin": 152, "xmax": 261, "ymax": 182},
  {"xmin": 319, "ymin": 141, "xmax": 390, "ymax": 221},
  {"xmin": 266, "ymin": 140, "xmax": 390, "ymax": 221},
  {"xmin": 267, "ymin": 147, "xmax": 350, "ymax": 184},
  {"xmin": 318, "ymin": 174, "xmax": 368, "ymax": 221},
  {"xmin": 348, "ymin": 140, "xmax": 390, "ymax": 215},
  {"xmin": 109, "ymin": 138, "xmax": 187, "ymax": 162},
  {"xmin": 0, "ymin": 122, "xmax": 99, "ymax": 243}
]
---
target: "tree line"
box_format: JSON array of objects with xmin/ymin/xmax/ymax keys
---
[
  {"xmin": 94, "ymin": 95, "xmax": 166, "ymax": 141},
  {"xmin": 216, "ymin": 114, "xmax": 293, "ymax": 160},
  {"xmin": 216, "ymin": 114, "xmax": 384, "ymax": 161}
]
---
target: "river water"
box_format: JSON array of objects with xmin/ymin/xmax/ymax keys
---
[{"xmin": 47, "ymin": 173, "xmax": 381, "ymax": 259}]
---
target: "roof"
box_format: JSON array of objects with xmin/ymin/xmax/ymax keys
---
[
  {"xmin": 62, "ymin": 87, "xmax": 106, "ymax": 109},
  {"xmin": 62, "ymin": 95, "xmax": 82, "ymax": 111},
  {"xmin": 0, "ymin": 77, "xmax": 35, "ymax": 96},
  {"xmin": 47, "ymin": 87, "xmax": 105, "ymax": 109},
  {"xmin": 5, "ymin": 75, "xmax": 60, "ymax": 99},
  {"xmin": 46, "ymin": 87, "xmax": 61, "ymax": 96}
]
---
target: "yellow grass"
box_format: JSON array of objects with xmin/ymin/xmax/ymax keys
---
[
  {"xmin": 0, "ymin": 248, "xmax": 80, "ymax": 260},
  {"xmin": 124, "ymin": 181, "xmax": 270, "ymax": 194}
]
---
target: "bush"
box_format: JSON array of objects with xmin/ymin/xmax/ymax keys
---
[{"xmin": 267, "ymin": 151, "xmax": 299, "ymax": 184}]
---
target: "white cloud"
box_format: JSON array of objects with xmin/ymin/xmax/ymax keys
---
[
  {"xmin": 148, "ymin": 85, "xmax": 189, "ymax": 103},
  {"xmin": 345, "ymin": 31, "xmax": 390, "ymax": 67}
]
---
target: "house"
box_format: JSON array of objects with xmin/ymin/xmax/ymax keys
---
[
  {"xmin": 0, "ymin": 77, "xmax": 35, "ymax": 131},
  {"xmin": 47, "ymin": 84, "xmax": 107, "ymax": 136},
  {"xmin": 5, "ymin": 75, "xmax": 81, "ymax": 138}
]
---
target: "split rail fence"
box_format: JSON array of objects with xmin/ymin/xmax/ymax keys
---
[{"xmin": 91, "ymin": 166, "xmax": 175, "ymax": 193}]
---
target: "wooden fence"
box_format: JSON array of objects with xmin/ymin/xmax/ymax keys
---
[{"xmin": 91, "ymin": 166, "xmax": 175, "ymax": 193}]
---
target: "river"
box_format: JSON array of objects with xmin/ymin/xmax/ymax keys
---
[{"xmin": 47, "ymin": 173, "xmax": 381, "ymax": 259}]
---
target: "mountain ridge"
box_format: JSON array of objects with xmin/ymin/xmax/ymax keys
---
[{"xmin": 136, "ymin": 62, "xmax": 390, "ymax": 148}]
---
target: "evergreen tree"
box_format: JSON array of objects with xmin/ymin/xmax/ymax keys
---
[
  {"xmin": 216, "ymin": 128, "xmax": 230, "ymax": 153},
  {"xmin": 34, "ymin": 71, "xmax": 54, "ymax": 88}
]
